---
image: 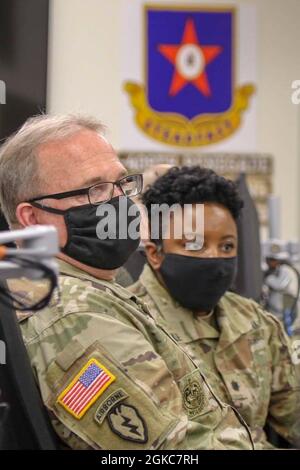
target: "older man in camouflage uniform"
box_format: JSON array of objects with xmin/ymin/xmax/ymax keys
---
[
  {"xmin": 0, "ymin": 115, "xmax": 254, "ymax": 450},
  {"xmin": 129, "ymin": 166, "xmax": 300, "ymax": 449}
]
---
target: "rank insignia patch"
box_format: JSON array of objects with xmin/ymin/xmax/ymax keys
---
[
  {"xmin": 107, "ymin": 404, "xmax": 148, "ymax": 443},
  {"xmin": 124, "ymin": 6, "xmax": 255, "ymax": 147},
  {"xmin": 183, "ymin": 378, "xmax": 205, "ymax": 418},
  {"xmin": 57, "ymin": 358, "xmax": 115, "ymax": 419}
]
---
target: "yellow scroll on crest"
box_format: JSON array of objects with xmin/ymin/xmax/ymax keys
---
[{"xmin": 124, "ymin": 81, "xmax": 255, "ymax": 147}]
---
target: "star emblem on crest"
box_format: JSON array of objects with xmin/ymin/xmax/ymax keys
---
[{"xmin": 158, "ymin": 18, "xmax": 222, "ymax": 97}]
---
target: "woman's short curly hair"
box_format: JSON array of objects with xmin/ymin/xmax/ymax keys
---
[{"xmin": 142, "ymin": 165, "xmax": 244, "ymax": 221}]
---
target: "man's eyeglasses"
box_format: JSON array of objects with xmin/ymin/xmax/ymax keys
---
[{"xmin": 27, "ymin": 173, "xmax": 143, "ymax": 206}]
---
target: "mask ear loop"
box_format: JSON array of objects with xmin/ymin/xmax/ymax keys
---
[{"xmin": 30, "ymin": 201, "xmax": 67, "ymax": 215}]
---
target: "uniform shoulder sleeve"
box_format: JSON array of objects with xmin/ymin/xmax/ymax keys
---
[{"xmin": 44, "ymin": 337, "xmax": 182, "ymax": 450}]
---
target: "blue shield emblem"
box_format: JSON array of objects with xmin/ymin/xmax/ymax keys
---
[
  {"xmin": 124, "ymin": 6, "xmax": 255, "ymax": 147},
  {"xmin": 146, "ymin": 8, "xmax": 234, "ymax": 119}
]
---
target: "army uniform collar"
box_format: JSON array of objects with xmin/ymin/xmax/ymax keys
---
[
  {"xmin": 57, "ymin": 259, "xmax": 135, "ymax": 301},
  {"xmin": 57, "ymin": 258, "xmax": 111, "ymax": 284},
  {"xmin": 215, "ymin": 293, "xmax": 255, "ymax": 352},
  {"xmin": 140, "ymin": 264, "xmax": 255, "ymax": 349}
]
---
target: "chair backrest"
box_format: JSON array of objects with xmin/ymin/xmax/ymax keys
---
[
  {"xmin": 234, "ymin": 173, "xmax": 263, "ymax": 302},
  {"xmin": 0, "ymin": 281, "xmax": 58, "ymax": 450}
]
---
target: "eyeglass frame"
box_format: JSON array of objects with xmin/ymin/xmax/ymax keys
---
[{"xmin": 26, "ymin": 173, "xmax": 143, "ymax": 206}]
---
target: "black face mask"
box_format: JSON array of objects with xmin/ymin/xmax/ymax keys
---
[
  {"xmin": 34, "ymin": 196, "xmax": 140, "ymax": 269},
  {"xmin": 159, "ymin": 254, "xmax": 237, "ymax": 312}
]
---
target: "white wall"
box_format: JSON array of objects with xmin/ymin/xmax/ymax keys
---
[
  {"xmin": 47, "ymin": 0, "xmax": 300, "ymax": 240},
  {"xmin": 256, "ymin": 0, "xmax": 300, "ymax": 240},
  {"xmin": 47, "ymin": 0, "xmax": 122, "ymax": 142}
]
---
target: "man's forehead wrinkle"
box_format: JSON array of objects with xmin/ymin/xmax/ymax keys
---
[
  {"xmin": 38, "ymin": 145, "xmax": 117, "ymax": 166},
  {"xmin": 37, "ymin": 128, "xmax": 113, "ymax": 156},
  {"xmin": 35, "ymin": 142, "xmax": 125, "ymax": 195},
  {"xmin": 37, "ymin": 140, "xmax": 117, "ymax": 174}
]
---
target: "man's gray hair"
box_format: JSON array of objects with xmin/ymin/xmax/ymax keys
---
[{"xmin": 0, "ymin": 114, "xmax": 106, "ymax": 226}]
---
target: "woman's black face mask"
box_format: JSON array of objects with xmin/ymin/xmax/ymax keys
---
[
  {"xmin": 32, "ymin": 196, "xmax": 141, "ymax": 269},
  {"xmin": 159, "ymin": 253, "xmax": 237, "ymax": 312}
]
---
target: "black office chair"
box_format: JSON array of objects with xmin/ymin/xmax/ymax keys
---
[{"xmin": 0, "ymin": 281, "xmax": 58, "ymax": 449}]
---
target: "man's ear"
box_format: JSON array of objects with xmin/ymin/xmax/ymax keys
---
[
  {"xmin": 16, "ymin": 202, "xmax": 39, "ymax": 227},
  {"xmin": 144, "ymin": 241, "xmax": 164, "ymax": 271}
]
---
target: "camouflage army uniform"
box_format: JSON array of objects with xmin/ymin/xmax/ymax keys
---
[
  {"xmin": 129, "ymin": 264, "xmax": 300, "ymax": 449},
  {"xmin": 17, "ymin": 260, "xmax": 254, "ymax": 450}
]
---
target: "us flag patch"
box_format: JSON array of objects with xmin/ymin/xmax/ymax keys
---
[{"xmin": 57, "ymin": 358, "xmax": 115, "ymax": 419}]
